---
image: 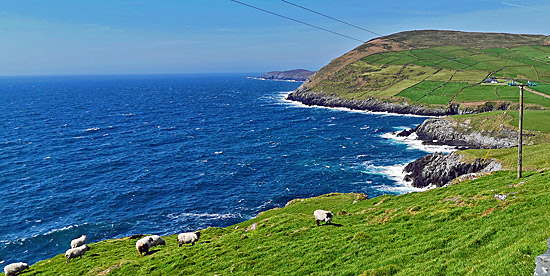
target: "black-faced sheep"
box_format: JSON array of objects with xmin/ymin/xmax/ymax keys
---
[
  {"xmin": 70, "ymin": 235, "xmax": 87, "ymax": 248},
  {"xmin": 135, "ymin": 236, "xmax": 153, "ymax": 256},
  {"xmin": 150, "ymin": 235, "xmax": 166, "ymax": 247},
  {"xmin": 314, "ymin": 209, "xmax": 333, "ymax": 226},
  {"xmin": 3, "ymin": 262, "xmax": 29, "ymax": 276},
  {"xmin": 177, "ymin": 231, "xmax": 200, "ymax": 247},
  {"xmin": 65, "ymin": 244, "xmax": 90, "ymax": 264}
]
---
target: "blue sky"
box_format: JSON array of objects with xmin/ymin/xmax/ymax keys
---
[{"xmin": 1, "ymin": 0, "xmax": 548, "ymax": 76}]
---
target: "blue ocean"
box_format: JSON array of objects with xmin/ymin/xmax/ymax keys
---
[{"xmin": 0, "ymin": 74, "xmax": 432, "ymax": 265}]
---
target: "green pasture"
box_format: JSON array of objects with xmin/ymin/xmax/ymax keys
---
[
  {"xmin": 312, "ymin": 44, "xmax": 550, "ymax": 109},
  {"xmin": 461, "ymin": 143, "xmax": 550, "ymax": 171},
  {"xmin": 14, "ymin": 170, "xmax": 550, "ymax": 275}
]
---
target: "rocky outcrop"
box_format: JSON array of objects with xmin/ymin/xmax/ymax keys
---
[
  {"xmin": 413, "ymin": 118, "xmax": 517, "ymax": 149},
  {"xmin": 403, "ymin": 152, "xmax": 502, "ymax": 188},
  {"xmin": 259, "ymin": 69, "xmax": 315, "ymax": 82},
  {"xmin": 287, "ymin": 89, "xmax": 452, "ymax": 116},
  {"xmin": 534, "ymin": 237, "xmax": 550, "ymax": 276}
]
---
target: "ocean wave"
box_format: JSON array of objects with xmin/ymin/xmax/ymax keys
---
[
  {"xmin": 361, "ymin": 163, "xmax": 408, "ymax": 183},
  {"xmin": 0, "ymin": 223, "xmax": 90, "ymax": 247},
  {"xmin": 84, "ymin": 127, "xmax": 100, "ymax": 132},
  {"xmin": 166, "ymin": 212, "xmax": 242, "ymax": 221},
  {"xmin": 381, "ymin": 131, "xmax": 455, "ymax": 154},
  {"xmin": 370, "ymin": 183, "xmax": 433, "ymax": 193},
  {"xmin": 360, "ymin": 163, "xmax": 432, "ymax": 193}
]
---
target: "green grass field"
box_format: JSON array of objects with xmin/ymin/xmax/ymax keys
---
[
  {"xmin": 314, "ymin": 43, "xmax": 550, "ymax": 109},
  {"xmin": 460, "ymin": 143, "xmax": 550, "ymax": 171},
  {"xmin": 14, "ymin": 170, "xmax": 550, "ymax": 275},
  {"xmin": 530, "ymin": 83, "xmax": 550, "ymax": 95}
]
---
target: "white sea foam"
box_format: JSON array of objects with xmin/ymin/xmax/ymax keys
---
[
  {"xmin": 278, "ymin": 91, "xmax": 434, "ymax": 118},
  {"xmin": 84, "ymin": 127, "xmax": 100, "ymax": 132},
  {"xmin": 42, "ymin": 223, "xmax": 88, "ymax": 236},
  {"xmin": 381, "ymin": 131, "xmax": 456, "ymax": 154},
  {"xmin": 167, "ymin": 212, "xmax": 242, "ymax": 221},
  {"xmin": 360, "ymin": 163, "xmax": 431, "ymax": 193},
  {"xmin": 253, "ymin": 78, "xmax": 302, "ymax": 83}
]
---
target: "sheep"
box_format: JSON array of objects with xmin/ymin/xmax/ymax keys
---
[
  {"xmin": 135, "ymin": 236, "xmax": 154, "ymax": 256},
  {"xmin": 150, "ymin": 235, "xmax": 166, "ymax": 247},
  {"xmin": 3, "ymin": 262, "xmax": 29, "ymax": 276},
  {"xmin": 65, "ymin": 244, "xmax": 90, "ymax": 264},
  {"xmin": 314, "ymin": 209, "xmax": 333, "ymax": 226},
  {"xmin": 70, "ymin": 235, "xmax": 87, "ymax": 248},
  {"xmin": 177, "ymin": 231, "xmax": 200, "ymax": 247}
]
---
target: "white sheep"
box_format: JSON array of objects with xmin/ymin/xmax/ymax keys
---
[
  {"xmin": 3, "ymin": 262, "xmax": 29, "ymax": 276},
  {"xmin": 70, "ymin": 235, "xmax": 87, "ymax": 248},
  {"xmin": 313, "ymin": 209, "xmax": 333, "ymax": 226},
  {"xmin": 177, "ymin": 231, "xmax": 200, "ymax": 247},
  {"xmin": 150, "ymin": 235, "xmax": 166, "ymax": 247},
  {"xmin": 135, "ymin": 236, "xmax": 153, "ymax": 256},
  {"xmin": 65, "ymin": 244, "xmax": 90, "ymax": 264}
]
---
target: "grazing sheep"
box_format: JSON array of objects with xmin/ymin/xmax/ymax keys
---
[
  {"xmin": 65, "ymin": 244, "xmax": 90, "ymax": 264},
  {"xmin": 70, "ymin": 235, "xmax": 87, "ymax": 248},
  {"xmin": 3, "ymin": 262, "xmax": 29, "ymax": 276},
  {"xmin": 150, "ymin": 235, "xmax": 166, "ymax": 247},
  {"xmin": 135, "ymin": 236, "xmax": 153, "ymax": 256},
  {"xmin": 177, "ymin": 231, "xmax": 200, "ymax": 247},
  {"xmin": 314, "ymin": 210, "xmax": 333, "ymax": 226}
]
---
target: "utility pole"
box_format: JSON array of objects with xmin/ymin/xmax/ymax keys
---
[
  {"xmin": 517, "ymin": 84, "xmax": 524, "ymax": 179},
  {"xmin": 508, "ymin": 79, "xmax": 537, "ymax": 179}
]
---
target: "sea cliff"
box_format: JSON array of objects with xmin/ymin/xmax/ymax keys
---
[
  {"xmin": 411, "ymin": 117, "xmax": 518, "ymax": 149},
  {"xmin": 287, "ymin": 88, "xmax": 453, "ymax": 116},
  {"xmin": 258, "ymin": 69, "xmax": 315, "ymax": 82}
]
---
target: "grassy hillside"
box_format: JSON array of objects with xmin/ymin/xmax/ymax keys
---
[
  {"xmin": 448, "ymin": 110, "xmax": 550, "ymax": 170},
  {"xmin": 446, "ymin": 110, "xmax": 550, "ymax": 145},
  {"xmin": 302, "ymin": 30, "xmax": 550, "ymax": 110},
  {"xmin": 10, "ymin": 170, "xmax": 550, "ymax": 275},
  {"xmin": 460, "ymin": 143, "xmax": 550, "ymax": 171}
]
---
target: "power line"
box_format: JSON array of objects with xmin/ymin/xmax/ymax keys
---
[
  {"xmin": 229, "ymin": 0, "xmax": 365, "ymax": 43},
  {"xmin": 280, "ymin": 0, "xmax": 383, "ymax": 38},
  {"xmin": 280, "ymin": 0, "xmax": 415, "ymax": 48},
  {"xmin": 278, "ymin": 0, "xmax": 470, "ymax": 61}
]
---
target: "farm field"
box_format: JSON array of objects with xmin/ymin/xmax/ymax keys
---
[{"xmin": 311, "ymin": 44, "xmax": 550, "ymax": 109}]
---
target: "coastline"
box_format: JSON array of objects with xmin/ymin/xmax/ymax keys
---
[
  {"xmin": 17, "ymin": 87, "xmax": 512, "ymax": 269},
  {"xmin": 279, "ymin": 90, "xmax": 454, "ymax": 192},
  {"xmin": 282, "ymin": 89, "xmax": 510, "ymax": 189},
  {"xmin": 286, "ymin": 88, "xmax": 456, "ymax": 116},
  {"xmin": 278, "ymin": 91, "xmax": 435, "ymax": 118},
  {"xmin": 249, "ymin": 77, "xmax": 304, "ymax": 83}
]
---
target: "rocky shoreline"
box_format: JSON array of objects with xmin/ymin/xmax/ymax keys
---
[
  {"xmin": 402, "ymin": 152, "xmax": 502, "ymax": 188},
  {"xmin": 287, "ymin": 89, "xmax": 516, "ymax": 189},
  {"xmin": 287, "ymin": 88, "xmax": 454, "ymax": 116},
  {"xmin": 408, "ymin": 117, "xmax": 517, "ymax": 149},
  {"xmin": 287, "ymin": 88, "xmax": 513, "ymax": 117}
]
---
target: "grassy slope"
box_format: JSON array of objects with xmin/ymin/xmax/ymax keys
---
[
  {"xmin": 449, "ymin": 110, "xmax": 550, "ymax": 170},
  {"xmin": 302, "ymin": 30, "xmax": 550, "ymax": 109},
  {"xmin": 460, "ymin": 144, "xmax": 550, "ymax": 171},
  {"xmin": 12, "ymin": 171, "xmax": 550, "ymax": 276},
  {"xmin": 444, "ymin": 110, "xmax": 550, "ymax": 148}
]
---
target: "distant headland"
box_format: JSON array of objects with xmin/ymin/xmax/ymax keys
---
[{"xmin": 257, "ymin": 69, "xmax": 315, "ymax": 82}]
